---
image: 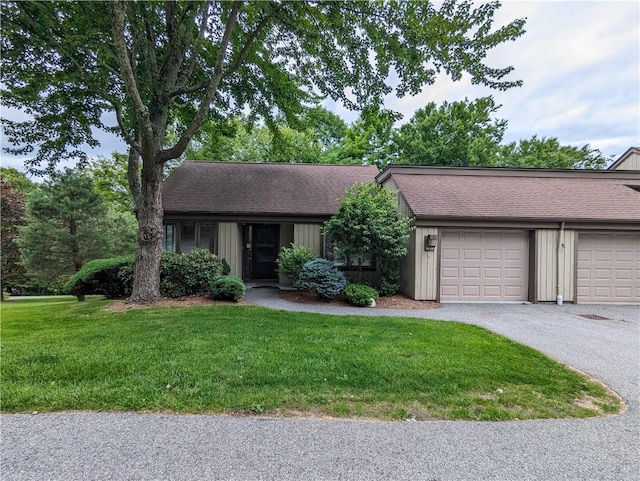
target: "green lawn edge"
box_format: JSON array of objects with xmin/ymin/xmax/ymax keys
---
[{"xmin": 0, "ymin": 297, "xmax": 624, "ymax": 421}]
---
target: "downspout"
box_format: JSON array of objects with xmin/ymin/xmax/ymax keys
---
[{"xmin": 556, "ymin": 221, "xmax": 565, "ymax": 305}]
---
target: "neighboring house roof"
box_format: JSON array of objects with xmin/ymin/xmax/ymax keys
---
[
  {"xmin": 377, "ymin": 166, "xmax": 640, "ymax": 224},
  {"xmin": 608, "ymin": 146, "xmax": 640, "ymax": 170},
  {"xmin": 163, "ymin": 161, "xmax": 378, "ymax": 216}
]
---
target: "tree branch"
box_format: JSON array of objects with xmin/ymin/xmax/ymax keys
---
[
  {"xmin": 158, "ymin": 1, "xmax": 243, "ymax": 163},
  {"xmin": 109, "ymin": 1, "xmax": 154, "ymax": 157}
]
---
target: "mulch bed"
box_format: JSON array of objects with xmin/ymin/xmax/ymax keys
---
[{"xmin": 279, "ymin": 289, "xmax": 440, "ymax": 310}]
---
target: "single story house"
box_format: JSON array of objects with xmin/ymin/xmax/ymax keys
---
[{"xmin": 163, "ymin": 161, "xmax": 640, "ymax": 305}]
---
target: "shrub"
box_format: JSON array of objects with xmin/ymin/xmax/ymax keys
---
[
  {"xmin": 298, "ymin": 258, "xmax": 347, "ymax": 300},
  {"xmin": 210, "ymin": 275, "xmax": 246, "ymax": 302},
  {"xmin": 345, "ymin": 283, "xmax": 379, "ymax": 307},
  {"xmin": 376, "ymin": 278, "xmax": 400, "ymax": 297},
  {"xmin": 160, "ymin": 248, "xmax": 226, "ymax": 298},
  {"xmin": 64, "ymin": 256, "xmax": 134, "ymax": 301},
  {"xmin": 276, "ymin": 244, "xmax": 316, "ymax": 284}
]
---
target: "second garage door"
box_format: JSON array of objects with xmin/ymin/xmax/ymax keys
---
[
  {"xmin": 577, "ymin": 233, "xmax": 640, "ymax": 304},
  {"xmin": 440, "ymin": 230, "xmax": 529, "ymax": 302}
]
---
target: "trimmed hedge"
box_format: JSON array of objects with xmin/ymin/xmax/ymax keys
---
[
  {"xmin": 298, "ymin": 258, "xmax": 347, "ymax": 300},
  {"xmin": 210, "ymin": 275, "xmax": 246, "ymax": 302},
  {"xmin": 345, "ymin": 283, "xmax": 379, "ymax": 307},
  {"xmin": 160, "ymin": 248, "xmax": 227, "ymax": 298},
  {"xmin": 64, "ymin": 256, "xmax": 134, "ymax": 300}
]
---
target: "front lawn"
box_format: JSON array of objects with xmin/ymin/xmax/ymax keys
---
[{"xmin": 0, "ymin": 298, "xmax": 622, "ymax": 420}]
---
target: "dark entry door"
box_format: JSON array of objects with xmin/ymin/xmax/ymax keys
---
[{"xmin": 252, "ymin": 224, "xmax": 279, "ymax": 279}]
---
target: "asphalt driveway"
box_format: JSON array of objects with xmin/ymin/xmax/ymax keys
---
[{"xmin": 2, "ymin": 291, "xmax": 639, "ymax": 480}]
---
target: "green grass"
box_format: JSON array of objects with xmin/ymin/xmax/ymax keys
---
[{"xmin": 0, "ymin": 297, "xmax": 622, "ymax": 420}]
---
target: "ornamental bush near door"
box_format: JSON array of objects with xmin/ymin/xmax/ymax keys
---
[
  {"xmin": 298, "ymin": 258, "xmax": 347, "ymax": 300},
  {"xmin": 210, "ymin": 275, "xmax": 246, "ymax": 302}
]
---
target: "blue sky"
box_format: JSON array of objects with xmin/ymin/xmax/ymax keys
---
[{"xmin": 1, "ymin": 1, "xmax": 638, "ymax": 172}]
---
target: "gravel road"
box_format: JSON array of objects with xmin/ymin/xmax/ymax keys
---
[{"xmin": 2, "ymin": 291, "xmax": 638, "ymax": 480}]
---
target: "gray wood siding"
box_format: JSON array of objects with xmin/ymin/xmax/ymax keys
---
[
  {"xmin": 412, "ymin": 227, "xmax": 440, "ymax": 301},
  {"xmin": 294, "ymin": 224, "xmax": 322, "ymax": 256},
  {"xmin": 218, "ymin": 222, "xmax": 242, "ymax": 277},
  {"xmin": 612, "ymin": 151, "xmax": 640, "ymax": 170},
  {"xmin": 535, "ymin": 229, "xmax": 576, "ymax": 302}
]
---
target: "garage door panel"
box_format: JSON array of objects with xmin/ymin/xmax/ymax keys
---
[
  {"xmin": 440, "ymin": 230, "xmax": 528, "ymax": 302},
  {"xmin": 578, "ymin": 233, "xmax": 640, "ymax": 304}
]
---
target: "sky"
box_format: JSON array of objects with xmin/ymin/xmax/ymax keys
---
[{"xmin": 1, "ymin": 0, "xmax": 638, "ymax": 172}]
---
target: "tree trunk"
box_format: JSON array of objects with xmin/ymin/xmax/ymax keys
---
[{"xmin": 129, "ymin": 160, "xmax": 164, "ymax": 303}]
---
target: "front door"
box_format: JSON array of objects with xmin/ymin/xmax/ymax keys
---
[{"xmin": 251, "ymin": 224, "xmax": 279, "ymax": 280}]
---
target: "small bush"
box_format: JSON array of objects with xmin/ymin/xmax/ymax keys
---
[
  {"xmin": 298, "ymin": 258, "xmax": 347, "ymax": 300},
  {"xmin": 210, "ymin": 275, "xmax": 246, "ymax": 302},
  {"xmin": 276, "ymin": 244, "xmax": 317, "ymax": 284},
  {"xmin": 345, "ymin": 283, "xmax": 379, "ymax": 307},
  {"xmin": 64, "ymin": 256, "xmax": 135, "ymax": 300},
  {"xmin": 376, "ymin": 279, "xmax": 399, "ymax": 297},
  {"xmin": 160, "ymin": 248, "xmax": 226, "ymax": 298}
]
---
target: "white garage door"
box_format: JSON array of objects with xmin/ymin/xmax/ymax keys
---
[
  {"xmin": 440, "ymin": 230, "xmax": 529, "ymax": 302},
  {"xmin": 577, "ymin": 233, "xmax": 640, "ymax": 304}
]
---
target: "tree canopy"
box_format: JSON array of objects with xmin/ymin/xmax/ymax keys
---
[
  {"xmin": 392, "ymin": 97, "xmax": 608, "ymax": 169},
  {"xmin": 1, "ymin": 0, "xmax": 526, "ymax": 301}
]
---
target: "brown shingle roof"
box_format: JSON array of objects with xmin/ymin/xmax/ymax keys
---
[
  {"xmin": 388, "ymin": 170, "xmax": 640, "ymax": 223},
  {"xmin": 162, "ymin": 162, "xmax": 378, "ymax": 216}
]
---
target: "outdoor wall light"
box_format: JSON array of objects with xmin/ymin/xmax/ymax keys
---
[{"xmin": 424, "ymin": 234, "xmax": 438, "ymax": 251}]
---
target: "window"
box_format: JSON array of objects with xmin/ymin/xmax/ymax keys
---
[
  {"xmin": 180, "ymin": 223, "xmax": 196, "ymax": 253},
  {"xmin": 163, "ymin": 224, "xmax": 176, "ymax": 252},
  {"xmin": 324, "ymin": 239, "xmax": 374, "ymax": 268},
  {"xmin": 162, "ymin": 222, "xmax": 217, "ymax": 254}
]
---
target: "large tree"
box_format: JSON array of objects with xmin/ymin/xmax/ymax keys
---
[
  {"xmin": 497, "ymin": 136, "xmax": 608, "ymax": 169},
  {"xmin": 17, "ymin": 169, "xmax": 136, "ymax": 287},
  {"xmin": 1, "ymin": 0, "xmax": 525, "ymax": 302},
  {"xmin": 393, "ymin": 96, "xmax": 507, "ymax": 167},
  {"xmin": 0, "ymin": 169, "xmax": 33, "ymax": 298}
]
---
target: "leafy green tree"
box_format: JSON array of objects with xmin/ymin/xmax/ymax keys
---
[
  {"xmin": 0, "ymin": 169, "xmax": 33, "ymax": 298},
  {"xmin": 393, "ymin": 97, "xmax": 507, "ymax": 167},
  {"xmin": 188, "ymin": 118, "xmax": 323, "ymax": 163},
  {"xmin": 323, "ymin": 183, "xmax": 413, "ymax": 290},
  {"xmin": 498, "ymin": 136, "xmax": 608, "ymax": 169},
  {"xmin": 2, "ymin": 1, "xmax": 525, "ymax": 302},
  {"xmin": 333, "ymin": 107, "xmax": 401, "ymax": 168},
  {"xmin": 17, "ymin": 169, "xmax": 136, "ymax": 287},
  {"xmin": 90, "ymin": 154, "xmax": 135, "ymax": 214}
]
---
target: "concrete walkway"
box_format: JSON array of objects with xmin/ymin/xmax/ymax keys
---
[{"xmin": 2, "ymin": 289, "xmax": 639, "ymax": 480}]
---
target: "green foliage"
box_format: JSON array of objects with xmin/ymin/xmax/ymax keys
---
[
  {"xmin": 17, "ymin": 168, "xmax": 135, "ymax": 286},
  {"xmin": 160, "ymin": 249, "xmax": 226, "ymax": 298},
  {"xmin": 344, "ymin": 283, "xmax": 379, "ymax": 307},
  {"xmin": 210, "ymin": 275, "xmax": 246, "ymax": 302},
  {"xmin": 498, "ymin": 136, "xmax": 608, "ymax": 169},
  {"xmin": 333, "ymin": 106, "xmax": 400, "ymax": 168},
  {"xmin": 89, "ymin": 154, "xmax": 135, "ymax": 213},
  {"xmin": 298, "ymin": 259, "xmax": 347, "ymax": 300},
  {"xmin": 276, "ymin": 244, "xmax": 317, "ymax": 284},
  {"xmin": 394, "ymin": 97, "xmax": 507, "ymax": 167},
  {"xmin": 0, "ymin": 171, "xmax": 30, "ymax": 293},
  {"xmin": 377, "ymin": 278, "xmax": 400, "ymax": 298},
  {"xmin": 323, "ymin": 182, "xmax": 414, "ymax": 285},
  {"xmin": 63, "ymin": 256, "xmax": 134, "ymax": 299}
]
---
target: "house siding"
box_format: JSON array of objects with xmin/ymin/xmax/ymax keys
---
[
  {"xmin": 610, "ymin": 149, "xmax": 640, "ymax": 170},
  {"xmin": 410, "ymin": 227, "xmax": 440, "ymax": 301},
  {"xmin": 218, "ymin": 222, "xmax": 242, "ymax": 277},
  {"xmin": 294, "ymin": 224, "xmax": 323, "ymax": 256},
  {"xmin": 535, "ymin": 229, "xmax": 576, "ymax": 302},
  {"xmin": 279, "ymin": 223, "xmax": 295, "ymax": 284}
]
